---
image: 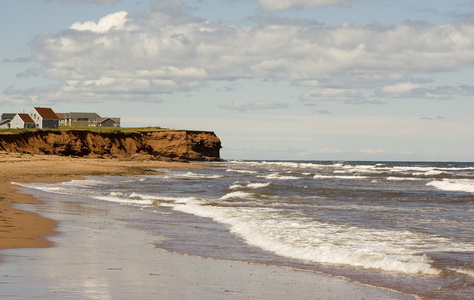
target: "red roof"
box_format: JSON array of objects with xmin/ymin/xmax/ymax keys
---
[
  {"xmin": 18, "ymin": 114, "xmax": 35, "ymax": 123},
  {"xmin": 34, "ymin": 107, "xmax": 59, "ymax": 119}
]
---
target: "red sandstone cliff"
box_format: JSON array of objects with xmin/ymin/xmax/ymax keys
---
[{"xmin": 0, "ymin": 130, "xmax": 222, "ymax": 161}]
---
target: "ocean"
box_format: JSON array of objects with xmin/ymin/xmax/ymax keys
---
[{"xmin": 16, "ymin": 160, "xmax": 474, "ymax": 299}]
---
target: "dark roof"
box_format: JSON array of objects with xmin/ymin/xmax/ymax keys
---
[
  {"xmin": 34, "ymin": 107, "xmax": 59, "ymax": 120},
  {"xmin": 17, "ymin": 113, "xmax": 35, "ymax": 123},
  {"xmin": 0, "ymin": 119, "xmax": 11, "ymax": 126},
  {"xmin": 1, "ymin": 113, "xmax": 16, "ymax": 120}
]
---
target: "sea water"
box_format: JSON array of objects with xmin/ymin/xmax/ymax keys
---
[{"xmin": 16, "ymin": 161, "xmax": 474, "ymax": 299}]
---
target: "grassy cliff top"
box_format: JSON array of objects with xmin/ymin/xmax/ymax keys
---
[{"xmin": 0, "ymin": 127, "xmax": 213, "ymax": 134}]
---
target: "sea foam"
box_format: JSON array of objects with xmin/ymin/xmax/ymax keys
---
[
  {"xmin": 427, "ymin": 179, "xmax": 474, "ymax": 194},
  {"xmin": 167, "ymin": 198, "xmax": 473, "ymax": 276}
]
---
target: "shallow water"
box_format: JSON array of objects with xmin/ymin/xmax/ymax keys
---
[{"xmin": 16, "ymin": 160, "xmax": 474, "ymax": 299}]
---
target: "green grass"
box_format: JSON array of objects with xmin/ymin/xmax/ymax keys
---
[
  {"xmin": 0, "ymin": 126, "xmax": 213, "ymax": 134},
  {"xmin": 58, "ymin": 126, "xmax": 170, "ymax": 133},
  {"xmin": 0, "ymin": 126, "xmax": 170, "ymax": 134}
]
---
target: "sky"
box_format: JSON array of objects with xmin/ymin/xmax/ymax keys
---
[{"xmin": 1, "ymin": 0, "xmax": 474, "ymax": 161}]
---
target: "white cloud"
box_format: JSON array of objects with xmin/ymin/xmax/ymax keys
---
[
  {"xmin": 255, "ymin": 0, "xmax": 358, "ymax": 11},
  {"xmin": 376, "ymin": 82, "xmax": 474, "ymax": 99},
  {"xmin": 301, "ymin": 88, "xmax": 365, "ymax": 103},
  {"xmin": 220, "ymin": 101, "xmax": 288, "ymax": 112},
  {"xmin": 70, "ymin": 11, "xmax": 129, "ymax": 33},
  {"xmin": 3, "ymin": 6, "xmax": 474, "ymax": 104},
  {"xmin": 378, "ymin": 82, "xmax": 422, "ymax": 95}
]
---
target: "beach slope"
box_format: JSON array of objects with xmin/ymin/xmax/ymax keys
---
[{"xmin": 0, "ymin": 153, "xmax": 197, "ymax": 250}]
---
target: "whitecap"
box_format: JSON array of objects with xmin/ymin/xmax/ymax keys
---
[
  {"xmin": 427, "ymin": 179, "xmax": 474, "ymax": 194},
  {"xmin": 313, "ymin": 175, "xmax": 369, "ymax": 180},
  {"xmin": 258, "ymin": 173, "xmax": 299, "ymax": 180},
  {"xmin": 220, "ymin": 191, "xmax": 256, "ymax": 200}
]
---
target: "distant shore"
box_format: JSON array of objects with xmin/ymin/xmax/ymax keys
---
[{"xmin": 0, "ymin": 152, "xmax": 201, "ymax": 251}]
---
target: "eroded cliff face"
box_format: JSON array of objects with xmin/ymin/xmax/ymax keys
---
[{"xmin": 0, "ymin": 130, "xmax": 222, "ymax": 161}]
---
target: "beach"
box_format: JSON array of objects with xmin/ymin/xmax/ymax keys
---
[
  {"xmin": 0, "ymin": 152, "xmax": 195, "ymax": 251},
  {"xmin": 0, "ymin": 153, "xmax": 414, "ymax": 299}
]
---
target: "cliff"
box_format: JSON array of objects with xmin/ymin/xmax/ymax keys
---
[{"xmin": 0, "ymin": 130, "xmax": 222, "ymax": 161}]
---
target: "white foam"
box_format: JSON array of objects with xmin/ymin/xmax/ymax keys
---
[
  {"xmin": 226, "ymin": 169, "xmax": 258, "ymax": 174},
  {"xmin": 169, "ymin": 200, "xmax": 473, "ymax": 275},
  {"xmin": 451, "ymin": 268, "xmax": 474, "ymax": 278},
  {"xmin": 313, "ymin": 175, "xmax": 369, "ymax": 180},
  {"xmin": 247, "ymin": 182, "xmax": 272, "ymax": 189},
  {"xmin": 340, "ymin": 165, "xmax": 389, "ymax": 175},
  {"xmin": 229, "ymin": 182, "xmax": 272, "ymax": 190},
  {"xmin": 220, "ymin": 191, "xmax": 256, "ymax": 200},
  {"xmin": 412, "ymin": 170, "xmax": 445, "ymax": 176},
  {"xmin": 174, "ymin": 172, "xmax": 224, "ymax": 179},
  {"xmin": 233, "ymin": 161, "xmax": 334, "ymax": 171},
  {"xmin": 96, "ymin": 195, "xmax": 155, "ymax": 206},
  {"xmin": 386, "ymin": 177, "xmax": 425, "ymax": 181},
  {"xmin": 258, "ymin": 173, "xmax": 299, "ymax": 180},
  {"xmin": 229, "ymin": 183, "xmax": 245, "ymax": 189},
  {"xmin": 427, "ymin": 179, "xmax": 474, "ymax": 194}
]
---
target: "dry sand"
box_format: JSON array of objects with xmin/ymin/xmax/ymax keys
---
[{"xmin": 0, "ymin": 153, "xmax": 415, "ymax": 299}]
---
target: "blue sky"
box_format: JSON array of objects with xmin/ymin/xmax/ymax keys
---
[{"xmin": 1, "ymin": 0, "xmax": 474, "ymax": 161}]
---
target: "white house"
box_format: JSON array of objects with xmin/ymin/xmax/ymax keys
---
[
  {"xmin": 0, "ymin": 118, "xmax": 11, "ymax": 129},
  {"xmin": 29, "ymin": 107, "xmax": 59, "ymax": 129},
  {"xmin": 10, "ymin": 114, "xmax": 36, "ymax": 129}
]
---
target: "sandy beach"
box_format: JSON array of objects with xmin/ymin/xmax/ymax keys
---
[
  {"xmin": 0, "ymin": 152, "xmax": 195, "ymax": 251},
  {"xmin": 0, "ymin": 153, "xmax": 414, "ymax": 299}
]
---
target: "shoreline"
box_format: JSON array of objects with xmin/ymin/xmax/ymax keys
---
[{"xmin": 0, "ymin": 152, "xmax": 200, "ymax": 251}]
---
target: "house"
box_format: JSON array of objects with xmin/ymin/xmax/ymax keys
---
[
  {"xmin": 56, "ymin": 113, "xmax": 67, "ymax": 127},
  {"xmin": 98, "ymin": 117, "xmax": 121, "ymax": 127},
  {"xmin": 10, "ymin": 114, "xmax": 36, "ymax": 129},
  {"xmin": 29, "ymin": 107, "xmax": 59, "ymax": 129},
  {"xmin": 0, "ymin": 118, "xmax": 11, "ymax": 129},
  {"xmin": 64, "ymin": 112, "xmax": 101, "ymax": 127},
  {"xmin": 1, "ymin": 113, "xmax": 16, "ymax": 121},
  {"xmin": 60, "ymin": 112, "xmax": 121, "ymax": 127}
]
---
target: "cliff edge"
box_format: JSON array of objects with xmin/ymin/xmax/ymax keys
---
[{"xmin": 0, "ymin": 130, "xmax": 222, "ymax": 161}]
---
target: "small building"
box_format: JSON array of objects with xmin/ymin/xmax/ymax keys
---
[
  {"xmin": 1, "ymin": 113, "xmax": 16, "ymax": 121},
  {"xmin": 56, "ymin": 113, "xmax": 67, "ymax": 127},
  {"xmin": 98, "ymin": 117, "xmax": 121, "ymax": 127},
  {"xmin": 29, "ymin": 107, "xmax": 59, "ymax": 129},
  {"xmin": 64, "ymin": 112, "xmax": 101, "ymax": 127},
  {"xmin": 0, "ymin": 118, "xmax": 11, "ymax": 129},
  {"xmin": 10, "ymin": 114, "xmax": 36, "ymax": 129}
]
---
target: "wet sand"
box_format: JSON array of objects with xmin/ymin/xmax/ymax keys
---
[
  {"xmin": 0, "ymin": 153, "xmax": 415, "ymax": 299},
  {"xmin": 0, "ymin": 152, "xmax": 197, "ymax": 251}
]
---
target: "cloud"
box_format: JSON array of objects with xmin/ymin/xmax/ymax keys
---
[
  {"xmin": 46, "ymin": 0, "xmax": 120, "ymax": 4},
  {"xmin": 4, "ymin": 5, "xmax": 474, "ymax": 104},
  {"xmin": 70, "ymin": 11, "xmax": 129, "ymax": 33},
  {"xmin": 318, "ymin": 109, "xmax": 332, "ymax": 114},
  {"xmin": 220, "ymin": 101, "xmax": 288, "ymax": 112},
  {"xmin": 16, "ymin": 68, "xmax": 44, "ymax": 78},
  {"xmin": 301, "ymin": 88, "xmax": 365, "ymax": 103},
  {"xmin": 255, "ymin": 0, "xmax": 358, "ymax": 11},
  {"xmin": 376, "ymin": 83, "xmax": 474, "ymax": 99},
  {"xmin": 421, "ymin": 115, "xmax": 444, "ymax": 120}
]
